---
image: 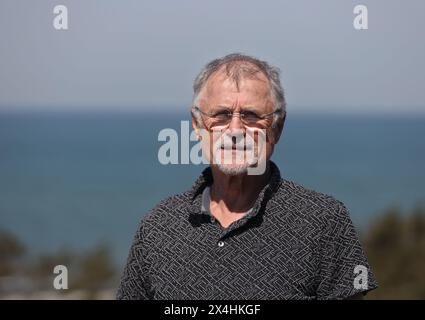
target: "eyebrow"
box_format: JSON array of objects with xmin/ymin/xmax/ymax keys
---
[
  {"xmin": 211, "ymin": 105, "xmax": 231, "ymax": 111},
  {"xmin": 240, "ymin": 106, "xmax": 261, "ymax": 112},
  {"xmin": 211, "ymin": 105, "xmax": 263, "ymax": 112}
]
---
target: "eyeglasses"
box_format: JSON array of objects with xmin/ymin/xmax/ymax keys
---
[{"xmin": 193, "ymin": 106, "xmax": 283, "ymax": 128}]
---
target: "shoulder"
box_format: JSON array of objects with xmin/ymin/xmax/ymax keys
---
[
  {"xmin": 133, "ymin": 190, "xmax": 193, "ymax": 244},
  {"xmin": 272, "ymin": 178, "xmax": 352, "ymax": 226},
  {"xmin": 141, "ymin": 191, "xmax": 192, "ymax": 226}
]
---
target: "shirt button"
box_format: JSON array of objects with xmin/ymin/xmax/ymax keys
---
[
  {"xmin": 210, "ymin": 217, "xmax": 216, "ymax": 223},
  {"xmin": 217, "ymin": 241, "xmax": 225, "ymax": 247}
]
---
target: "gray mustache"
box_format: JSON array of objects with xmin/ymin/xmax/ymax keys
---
[{"xmin": 217, "ymin": 137, "xmax": 255, "ymax": 150}]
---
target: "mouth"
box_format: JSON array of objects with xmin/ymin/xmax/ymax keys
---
[{"xmin": 220, "ymin": 145, "xmax": 249, "ymax": 151}]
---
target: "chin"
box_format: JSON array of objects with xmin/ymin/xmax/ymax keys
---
[{"xmin": 216, "ymin": 163, "xmax": 251, "ymax": 176}]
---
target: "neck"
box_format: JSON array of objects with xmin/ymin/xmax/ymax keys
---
[{"xmin": 209, "ymin": 162, "xmax": 271, "ymax": 213}]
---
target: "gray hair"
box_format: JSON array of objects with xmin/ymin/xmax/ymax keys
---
[{"xmin": 192, "ymin": 53, "xmax": 286, "ymax": 127}]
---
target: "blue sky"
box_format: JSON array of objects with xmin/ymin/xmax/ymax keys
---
[{"xmin": 0, "ymin": 0, "xmax": 424, "ymax": 113}]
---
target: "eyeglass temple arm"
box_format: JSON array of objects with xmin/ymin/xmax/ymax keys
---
[
  {"xmin": 194, "ymin": 106, "xmax": 284, "ymax": 118},
  {"xmin": 260, "ymin": 109, "xmax": 284, "ymax": 119}
]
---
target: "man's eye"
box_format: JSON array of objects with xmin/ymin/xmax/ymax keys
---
[
  {"xmin": 213, "ymin": 111, "xmax": 231, "ymax": 118},
  {"xmin": 242, "ymin": 111, "xmax": 260, "ymax": 120}
]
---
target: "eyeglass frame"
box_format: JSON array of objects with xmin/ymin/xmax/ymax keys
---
[{"xmin": 192, "ymin": 106, "xmax": 284, "ymax": 129}]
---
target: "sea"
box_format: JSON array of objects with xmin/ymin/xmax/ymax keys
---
[{"xmin": 1, "ymin": 111, "xmax": 424, "ymax": 266}]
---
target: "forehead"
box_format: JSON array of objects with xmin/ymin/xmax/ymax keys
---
[{"xmin": 201, "ymin": 68, "xmax": 272, "ymax": 106}]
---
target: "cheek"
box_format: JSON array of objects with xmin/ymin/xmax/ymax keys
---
[
  {"xmin": 247, "ymin": 128, "xmax": 270, "ymax": 148},
  {"xmin": 257, "ymin": 128, "xmax": 275, "ymax": 159},
  {"xmin": 199, "ymin": 131, "xmax": 220, "ymax": 161},
  {"xmin": 265, "ymin": 129, "xmax": 276, "ymax": 156},
  {"xmin": 266, "ymin": 141, "xmax": 274, "ymax": 158}
]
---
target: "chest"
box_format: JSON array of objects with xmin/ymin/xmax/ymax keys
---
[{"xmin": 146, "ymin": 223, "xmax": 319, "ymax": 299}]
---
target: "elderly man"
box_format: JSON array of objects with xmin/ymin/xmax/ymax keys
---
[{"xmin": 117, "ymin": 53, "xmax": 377, "ymax": 300}]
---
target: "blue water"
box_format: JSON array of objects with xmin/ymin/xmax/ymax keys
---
[{"xmin": 1, "ymin": 111, "xmax": 425, "ymax": 265}]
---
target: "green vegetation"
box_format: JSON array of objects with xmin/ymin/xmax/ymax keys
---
[
  {"xmin": 362, "ymin": 206, "xmax": 425, "ymax": 299},
  {"xmin": 0, "ymin": 230, "xmax": 26, "ymax": 277},
  {"xmin": 0, "ymin": 236, "xmax": 118, "ymax": 299}
]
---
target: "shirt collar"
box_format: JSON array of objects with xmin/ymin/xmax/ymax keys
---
[
  {"xmin": 187, "ymin": 160, "xmax": 282, "ymax": 233},
  {"xmin": 201, "ymin": 186, "xmax": 254, "ymax": 216}
]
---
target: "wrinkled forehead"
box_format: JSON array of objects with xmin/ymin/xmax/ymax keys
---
[{"xmin": 200, "ymin": 65, "xmax": 273, "ymax": 107}]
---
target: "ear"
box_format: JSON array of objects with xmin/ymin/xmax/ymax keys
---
[
  {"xmin": 191, "ymin": 110, "xmax": 201, "ymax": 137},
  {"xmin": 272, "ymin": 113, "xmax": 285, "ymax": 144}
]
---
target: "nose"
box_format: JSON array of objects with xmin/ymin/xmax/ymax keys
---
[
  {"xmin": 226, "ymin": 114, "xmax": 245, "ymax": 146},
  {"xmin": 228, "ymin": 112, "xmax": 244, "ymax": 131}
]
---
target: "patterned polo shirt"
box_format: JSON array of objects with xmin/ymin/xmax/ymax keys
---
[{"xmin": 116, "ymin": 161, "xmax": 378, "ymax": 300}]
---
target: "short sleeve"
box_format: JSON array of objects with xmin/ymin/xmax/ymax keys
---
[
  {"xmin": 316, "ymin": 201, "xmax": 378, "ymax": 299},
  {"xmin": 116, "ymin": 221, "xmax": 152, "ymax": 300}
]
